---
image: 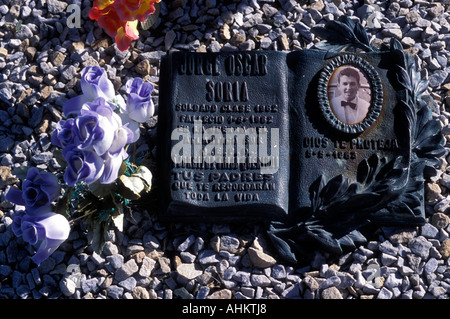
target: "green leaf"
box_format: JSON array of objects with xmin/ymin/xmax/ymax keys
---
[
  {"xmin": 86, "ymin": 220, "xmax": 109, "ymax": 254},
  {"xmin": 88, "ymin": 179, "xmax": 116, "ymax": 199},
  {"xmin": 131, "ymin": 166, "xmax": 153, "ymax": 192},
  {"xmin": 118, "ymin": 175, "xmax": 145, "ymax": 200},
  {"xmin": 76, "ymin": 192, "xmax": 100, "ymax": 217},
  {"xmin": 15, "ymin": 19, "xmax": 22, "ymax": 33},
  {"xmin": 55, "ymin": 187, "xmax": 73, "ymax": 217},
  {"xmin": 112, "ymin": 213, "xmax": 124, "ymax": 232},
  {"xmin": 140, "ymin": 2, "xmax": 160, "ymax": 30},
  {"xmin": 111, "ymin": 194, "xmax": 124, "ymax": 232},
  {"xmin": 118, "ymin": 160, "xmax": 128, "ymax": 177}
]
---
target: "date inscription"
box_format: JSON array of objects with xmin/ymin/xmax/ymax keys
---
[{"xmin": 302, "ymin": 137, "xmax": 399, "ymax": 160}]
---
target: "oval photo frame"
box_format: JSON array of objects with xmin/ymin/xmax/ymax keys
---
[{"xmin": 318, "ymin": 54, "xmax": 383, "ymax": 134}]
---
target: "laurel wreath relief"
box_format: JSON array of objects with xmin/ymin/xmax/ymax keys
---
[{"xmin": 266, "ymin": 16, "xmax": 446, "ymax": 264}]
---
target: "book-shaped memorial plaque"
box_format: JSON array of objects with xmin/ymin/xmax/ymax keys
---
[{"xmin": 158, "ymin": 17, "xmax": 445, "ymax": 263}]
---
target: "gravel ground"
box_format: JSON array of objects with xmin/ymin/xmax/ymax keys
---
[{"xmin": 0, "ymin": 0, "xmax": 450, "ymax": 300}]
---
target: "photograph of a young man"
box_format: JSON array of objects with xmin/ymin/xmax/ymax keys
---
[{"xmin": 329, "ymin": 66, "xmax": 371, "ymax": 125}]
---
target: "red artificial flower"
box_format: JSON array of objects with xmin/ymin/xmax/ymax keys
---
[
  {"xmin": 97, "ymin": 7, "xmax": 122, "ymax": 38},
  {"xmin": 89, "ymin": 0, "xmax": 115, "ymax": 20},
  {"xmin": 133, "ymin": 0, "xmax": 159, "ymax": 22},
  {"xmin": 89, "ymin": 0, "xmax": 161, "ymax": 51},
  {"xmin": 115, "ymin": 21, "xmax": 140, "ymax": 51},
  {"xmin": 114, "ymin": 0, "xmax": 159, "ymax": 22}
]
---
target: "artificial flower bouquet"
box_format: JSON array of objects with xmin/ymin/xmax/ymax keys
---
[
  {"xmin": 89, "ymin": 0, "xmax": 161, "ymax": 51},
  {"xmin": 7, "ymin": 66, "xmax": 155, "ymax": 265}
]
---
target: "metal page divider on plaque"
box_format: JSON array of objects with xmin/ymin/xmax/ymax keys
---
[{"xmin": 157, "ymin": 16, "xmax": 445, "ymax": 264}]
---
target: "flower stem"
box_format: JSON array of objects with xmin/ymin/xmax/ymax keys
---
[{"xmin": 69, "ymin": 210, "xmax": 96, "ymax": 225}]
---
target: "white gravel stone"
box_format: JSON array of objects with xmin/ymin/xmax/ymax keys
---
[
  {"xmin": 177, "ymin": 263, "xmax": 203, "ymax": 280},
  {"xmin": 59, "ymin": 277, "xmax": 77, "ymax": 297}
]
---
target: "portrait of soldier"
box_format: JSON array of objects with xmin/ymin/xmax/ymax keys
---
[{"xmin": 329, "ymin": 66, "xmax": 371, "ymax": 125}]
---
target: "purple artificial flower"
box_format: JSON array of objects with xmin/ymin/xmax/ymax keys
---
[
  {"xmin": 51, "ymin": 118, "xmax": 76, "ymax": 148},
  {"xmin": 109, "ymin": 126, "xmax": 133, "ymax": 157},
  {"xmin": 101, "ymin": 151, "xmax": 127, "ymax": 185},
  {"xmin": 17, "ymin": 211, "xmax": 70, "ymax": 265},
  {"xmin": 57, "ymin": 98, "xmax": 134, "ymax": 186},
  {"xmin": 62, "ymin": 145, "xmax": 104, "ymax": 186},
  {"xmin": 75, "ymin": 97, "xmax": 122, "ymax": 156},
  {"xmin": 6, "ymin": 167, "xmax": 60, "ymax": 216},
  {"xmin": 81, "ymin": 66, "xmax": 115, "ymax": 100},
  {"xmin": 119, "ymin": 112, "xmax": 141, "ymax": 144},
  {"xmin": 99, "ymin": 126, "xmax": 133, "ymax": 184},
  {"xmin": 11, "ymin": 210, "xmax": 26, "ymax": 237},
  {"xmin": 125, "ymin": 78, "xmax": 155, "ymax": 123},
  {"xmin": 63, "ymin": 66, "xmax": 116, "ymax": 116},
  {"xmin": 21, "ymin": 214, "xmax": 43, "ymax": 245}
]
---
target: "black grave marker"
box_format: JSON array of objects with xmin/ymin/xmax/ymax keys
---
[{"xmin": 157, "ymin": 17, "xmax": 445, "ymax": 263}]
